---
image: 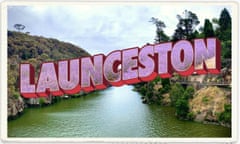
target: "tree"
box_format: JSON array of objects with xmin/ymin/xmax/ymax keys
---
[
  {"xmin": 203, "ymin": 19, "xmax": 215, "ymax": 37},
  {"xmin": 210, "ymin": 8, "xmax": 231, "ymax": 60},
  {"xmin": 173, "ymin": 85, "xmax": 194, "ymax": 120},
  {"xmin": 217, "ymin": 8, "xmax": 231, "ymax": 59},
  {"xmin": 150, "ymin": 17, "xmax": 169, "ymax": 43},
  {"xmin": 172, "ymin": 10, "xmax": 200, "ymax": 41},
  {"xmin": 218, "ymin": 104, "xmax": 231, "ymax": 124},
  {"xmin": 213, "ymin": 8, "xmax": 231, "ymax": 42},
  {"xmin": 14, "ymin": 24, "xmax": 25, "ymax": 32},
  {"xmin": 175, "ymin": 96, "xmax": 189, "ymax": 119},
  {"xmin": 219, "ymin": 8, "xmax": 231, "ymax": 32},
  {"xmin": 160, "ymin": 78, "xmax": 170, "ymax": 94},
  {"xmin": 184, "ymin": 86, "xmax": 195, "ymax": 99},
  {"xmin": 169, "ymin": 83, "xmax": 184, "ymax": 106}
]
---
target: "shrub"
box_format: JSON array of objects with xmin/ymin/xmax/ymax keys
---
[
  {"xmin": 202, "ymin": 96, "xmax": 209, "ymax": 104},
  {"xmin": 218, "ymin": 104, "xmax": 231, "ymax": 124},
  {"xmin": 140, "ymin": 86, "xmax": 147, "ymax": 96},
  {"xmin": 13, "ymin": 92, "xmax": 20, "ymax": 99},
  {"xmin": 170, "ymin": 83, "xmax": 184, "ymax": 106},
  {"xmin": 184, "ymin": 86, "xmax": 195, "ymax": 99},
  {"xmin": 187, "ymin": 112, "xmax": 195, "ymax": 121},
  {"xmin": 175, "ymin": 97, "xmax": 189, "ymax": 119}
]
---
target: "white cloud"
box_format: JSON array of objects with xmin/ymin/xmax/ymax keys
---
[{"xmin": 8, "ymin": 4, "xmax": 232, "ymax": 55}]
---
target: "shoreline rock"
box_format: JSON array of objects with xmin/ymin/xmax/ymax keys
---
[{"xmin": 8, "ymin": 96, "xmax": 25, "ymax": 120}]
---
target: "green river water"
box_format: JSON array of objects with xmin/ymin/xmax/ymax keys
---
[{"xmin": 8, "ymin": 85, "xmax": 231, "ymax": 137}]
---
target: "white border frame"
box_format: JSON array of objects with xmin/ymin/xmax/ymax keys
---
[{"xmin": 0, "ymin": 0, "xmax": 239, "ymax": 143}]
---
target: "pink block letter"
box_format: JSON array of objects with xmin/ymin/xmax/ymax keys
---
[
  {"xmin": 104, "ymin": 51, "xmax": 123, "ymax": 86},
  {"xmin": 36, "ymin": 62, "xmax": 62, "ymax": 97},
  {"xmin": 20, "ymin": 64, "xmax": 36, "ymax": 98},
  {"xmin": 58, "ymin": 59, "xmax": 80, "ymax": 94},
  {"xmin": 122, "ymin": 48, "xmax": 140, "ymax": 84},
  {"xmin": 81, "ymin": 55, "xmax": 106, "ymax": 92},
  {"xmin": 171, "ymin": 40, "xmax": 194, "ymax": 76},
  {"xmin": 194, "ymin": 38, "xmax": 221, "ymax": 74},
  {"xmin": 154, "ymin": 42, "xmax": 172, "ymax": 78},
  {"xmin": 139, "ymin": 45, "xmax": 157, "ymax": 81}
]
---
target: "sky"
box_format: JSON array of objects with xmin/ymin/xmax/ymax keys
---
[{"xmin": 8, "ymin": 3, "xmax": 232, "ymax": 55}]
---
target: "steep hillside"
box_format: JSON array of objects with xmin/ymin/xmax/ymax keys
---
[
  {"xmin": 8, "ymin": 31, "xmax": 90, "ymax": 118},
  {"xmin": 189, "ymin": 86, "xmax": 231, "ymax": 126}
]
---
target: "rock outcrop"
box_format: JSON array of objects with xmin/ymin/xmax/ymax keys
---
[
  {"xmin": 189, "ymin": 86, "xmax": 231, "ymax": 124},
  {"xmin": 8, "ymin": 96, "xmax": 24, "ymax": 119}
]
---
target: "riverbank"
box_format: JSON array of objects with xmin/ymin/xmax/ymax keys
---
[
  {"xmin": 8, "ymin": 96, "xmax": 25, "ymax": 120},
  {"xmin": 7, "ymin": 31, "xmax": 90, "ymax": 120},
  {"xmin": 8, "ymin": 85, "xmax": 231, "ymax": 137},
  {"xmin": 8, "ymin": 90, "xmax": 90, "ymax": 120},
  {"xmin": 133, "ymin": 78, "xmax": 231, "ymax": 128}
]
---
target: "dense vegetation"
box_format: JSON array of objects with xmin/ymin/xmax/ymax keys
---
[
  {"xmin": 134, "ymin": 8, "xmax": 232, "ymax": 125},
  {"xmin": 170, "ymin": 84, "xmax": 195, "ymax": 120},
  {"xmin": 8, "ymin": 31, "xmax": 90, "ymax": 112},
  {"xmin": 218, "ymin": 104, "xmax": 231, "ymax": 124},
  {"xmin": 150, "ymin": 8, "xmax": 231, "ymax": 60}
]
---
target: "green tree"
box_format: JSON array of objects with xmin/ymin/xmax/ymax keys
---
[
  {"xmin": 150, "ymin": 17, "xmax": 169, "ymax": 43},
  {"xmin": 145, "ymin": 81, "xmax": 155, "ymax": 103},
  {"xmin": 219, "ymin": 8, "xmax": 231, "ymax": 32},
  {"xmin": 218, "ymin": 8, "xmax": 231, "ymax": 42},
  {"xmin": 184, "ymin": 86, "xmax": 195, "ymax": 99},
  {"xmin": 203, "ymin": 19, "xmax": 215, "ymax": 37},
  {"xmin": 173, "ymin": 85, "xmax": 194, "ymax": 120},
  {"xmin": 211, "ymin": 8, "xmax": 231, "ymax": 60},
  {"xmin": 218, "ymin": 104, "xmax": 231, "ymax": 124},
  {"xmin": 221, "ymin": 40, "xmax": 231, "ymax": 59},
  {"xmin": 172, "ymin": 10, "xmax": 200, "ymax": 41},
  {"xmin": 169, "ymin": 83, "xmax": 184, "ymax": 106},
  {"xmin": 218, "ymin": 8, "xmax": 231, "ymax": 59},
  {"xmin": 175, "ymin": 96, "xmax": 189, "ymax": 119},
  {"xmin": 14, "ymin": 24, "xmax": 25, "ymax": 32},
  {"xmin": 160, "ymin": 78, "xmax": 170, "ymax": 94}
]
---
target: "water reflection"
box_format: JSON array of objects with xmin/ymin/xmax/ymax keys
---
[{"xmin": 8, "ymin": 85, "xmax": 231, "ymax": 137}]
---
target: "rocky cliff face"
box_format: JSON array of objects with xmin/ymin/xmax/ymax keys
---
[
  {"xmin": 8, "ymin": 96, "xmax": 24, "ymax": 119},
  {"xmin": 189, "ymin": 86, "xmax": 231, "ymax": 126}
]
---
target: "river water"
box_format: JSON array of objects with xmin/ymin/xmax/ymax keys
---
[{"xmin": 8, "ymin": 85, "xmax": 231, "ymax": 137}]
